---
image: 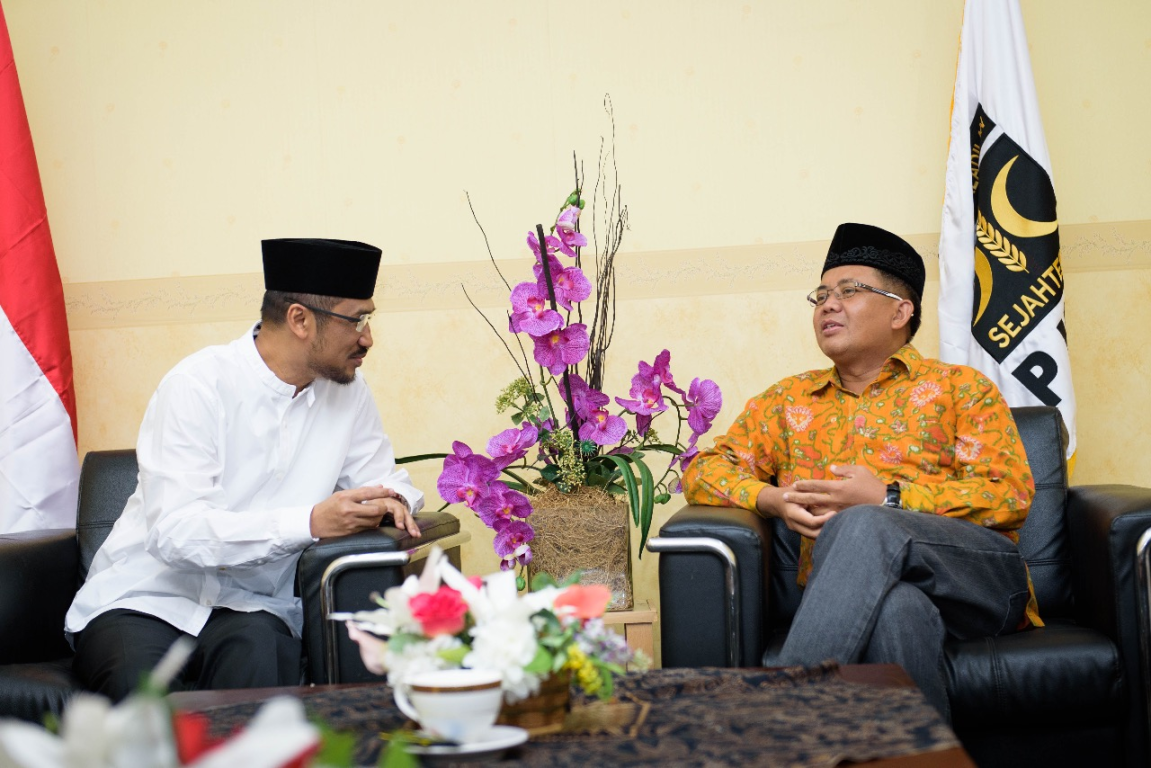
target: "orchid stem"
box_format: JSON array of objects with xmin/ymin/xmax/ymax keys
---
[{"xmin": 536, "ymin": 223, "xmax": 580, "ymax": 436}]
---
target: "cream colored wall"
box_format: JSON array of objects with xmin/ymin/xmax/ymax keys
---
[{"xmin": 6, "ymin": 1, "xmax": 1150, "ymax": 662}]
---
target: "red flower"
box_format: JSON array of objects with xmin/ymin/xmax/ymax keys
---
[
  {"xmin": 173, "ymin": 711, "xmax": 223, "ymax": 764},
  {"xmin": 409, "ymin": 586, "xmax": 469, "ymax": 636},
  {"xmin": 555, "ymin": 584, "xmax": 613, "ymax": 620}
]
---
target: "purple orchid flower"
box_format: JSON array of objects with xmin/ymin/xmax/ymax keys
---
[
  {"xmin": 554, "ymin": 205, "xmax": 587, "ymax": 257},
  {"xmin": 565, "ymin": 373, "xmax": 608, "ymax": 421},
  {"xmin": 493, "ymin": 518, "xmax": 535, "ymax": 571},
  {"xmin": 527, "ymin": 230, "xmax": 562, "ymax": 261},
  {"xmin": 686, "ymin": 377, "xmax": 723, "ymax": 435},
  {"xmin": 579, "ymin": 408, "xmax": 628, "ymax": 446},
  {"xmin": 509, "ymin": 282, "xmax": 563, "ymax": 336},
  {"xmin": 532, "ymin": 323, "xmax": 590, "ymax": 375},
  {"xmin": 635, "ymin": 349, "xmax": 683, "ymax": 396},
  {"xmin": 533, "ymin": 255, "xmax": 591, "ymax": 311},
  {"xmin": 476, "ymin": 483, "xmax": 534, "ymax": 528},
  {"xmin": 669, "ymin": 443, "xmax": 701, "ymax": 494},
  {"xmin": 437, "ymin": 441, "xmax": 500, "ymax": 509},
  {"xmin": 615, "ymin": 378, "xmax": 668, "ymax": 417},
  {"xmin": 487, "ymin": 423, "xmax": 539, "ymax": 470}
]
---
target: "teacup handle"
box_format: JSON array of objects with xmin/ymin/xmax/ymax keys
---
[{"xmin": 393, "ymin": 683, "xmax": 420, "ymax": 724}]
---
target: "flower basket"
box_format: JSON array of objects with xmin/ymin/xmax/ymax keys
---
[
  {"xmin": 496, "ymin": 668, "xmax": 572, "ymax": 735},
  {"xmin": 527, "ymin": 486, "xmax": 632, "ymax": 610}
]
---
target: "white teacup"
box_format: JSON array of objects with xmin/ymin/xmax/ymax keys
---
[{"xmin": 393, "ymin": 668, "xmax": 504, "ymax": 743}]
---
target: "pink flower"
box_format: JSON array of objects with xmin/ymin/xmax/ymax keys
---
[
  {"xmin": 437, "ymin": 441, "xmax": 500, "ymax": 509},
  {"xmin": 476, "ymin": 483, "xmax": 534, "ymax": 528},
  {"xmin": 527, "ymin": 230, "xmax": 562, "ymax": 260},
  {"xmin": 554, "ymin": 583, "xmax": 612, "ymax": 619},
  {"xmin": 487, "ymin": 423, "xmax": 539, "ymax": 469},
  {"xmin": 409, "ymin": 585, "xmax": 469, "ymax": 636},
  {"xmin": 509, "ymin": 282, "xmax": 563, "ymax": 336},
  {"xmin": 579, "ymin": 408, "xmax": 628, "ymax": 446},
  {"xmin": 567, "ymin": 374, "xmax": 609, "ymax": 421},
  {"xmin": 346, "ymin": 623, "xmax": 388, "ymax": 675},
  {"xmin": 554, "ymin": 205, "xmax": 587, "ymax": 257},
  {"xmin": 494, "ymin": 518, "xmax": 534, "ymax": 570},
  {"xmin": 532, "ymin": 323, "xmax": 590, "ymax": 375},
  {"xmin": 685, "ymin": 377, "xmax": 722, "ymax": 435},
  {"xmin": 641, "ymin": 350, "xmax": 683, "ymax": 396},
  {"xmin": 534, "ymin": 255, "xmax": 591, "ymax": 311}
]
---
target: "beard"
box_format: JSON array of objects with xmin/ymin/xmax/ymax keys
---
[{"xmin": 308, "ymin": 334, "xmax": 366, "ymax": 386}]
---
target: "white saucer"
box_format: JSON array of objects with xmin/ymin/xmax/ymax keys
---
[{"xmin": 406, "ymin": 725, "xmax": 529, "ymax": 761}]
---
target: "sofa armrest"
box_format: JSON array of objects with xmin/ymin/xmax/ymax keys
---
[
  {"xmin": 647, "ymin": 505, "xmax": 772, "ymax": 667},
  {"xmin": 1067, "ymin": 483, "xmax": 1151, "ymax": 766},
  {"xmin": 296, "ymin": 511, "xmax": 466, "ymax": 684},
  {"xmin": 1066, "ymin": 485, "xmax": 1151, "ymax": 640},
  {"xmin": 0, "ymin": 529, "xmax": 78, "ymax": 664}
]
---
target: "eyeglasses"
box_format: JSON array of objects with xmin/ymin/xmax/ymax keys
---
[
  {"xmin": 290, "ymin": 299, "xmax": 374, "ymax": 332},
  {"xmin": 807, "ymin": 280, "xmax": 904, "ymax": 307}
]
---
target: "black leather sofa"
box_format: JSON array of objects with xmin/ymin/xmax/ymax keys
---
[
  {"xmin": 650, "ymin": 406, "xmax": 1151, "ymax": 768},
  {"xmin": 0, "ymin": 449, "xmax": 465, "ymax": 722}
]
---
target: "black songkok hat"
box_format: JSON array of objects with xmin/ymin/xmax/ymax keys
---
[
  {"xmin": 822, "ymin": 223, "xmax": 925, "ymax": 299},
  {"xmin": 261, "ymin": 238, "xmax": 382, "ymax": 300}
]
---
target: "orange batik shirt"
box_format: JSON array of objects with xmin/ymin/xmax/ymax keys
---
[{"xmin": 683, "ymin": 344, "xmax": 1041, "ymax": 628}]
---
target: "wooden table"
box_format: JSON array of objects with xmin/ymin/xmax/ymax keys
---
[{"xmin": 169, "ymin": 664, "xmax": 975, "ymax": 767}]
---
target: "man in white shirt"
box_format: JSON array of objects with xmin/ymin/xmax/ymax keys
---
[{"xmin": 66, "ymin": 238, "xmax": 424, "ymax": 700}]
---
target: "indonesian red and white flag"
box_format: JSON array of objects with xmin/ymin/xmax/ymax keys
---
[
  {"xmin": 0, "ymin": 3, "xmax": 79, "ymax": 532},
  {"xmin": 938, "ymin": 0, "xmax": 1076, "ymax": 463}
]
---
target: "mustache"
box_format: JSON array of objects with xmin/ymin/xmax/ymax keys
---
[{"xmin": 351, "ymin": 346, "xmax": 369, "ymax": 358}]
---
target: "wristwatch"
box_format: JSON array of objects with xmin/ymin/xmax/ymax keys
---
[{"xmin": 882, "ymin": 481, "xmax": 902, "ymax": 509}]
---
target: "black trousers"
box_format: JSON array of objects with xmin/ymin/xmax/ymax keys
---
[{"xmin": 73, "ymin": 608, "xmax": 302, "ymax": 702}]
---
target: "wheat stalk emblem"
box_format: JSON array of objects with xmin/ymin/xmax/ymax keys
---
[{"xmin": 976, "ymin": 211, "xmax": 1028, "ymax": 273}]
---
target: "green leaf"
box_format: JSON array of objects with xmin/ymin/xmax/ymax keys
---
[
  {"xmin": 314, "ymin": 723, "xmax": 358, "ymax": 768},
  {"xmin": 531, "ymin": 572, "xmax": 559, "ymax": 590},
  {"xmin": 510, "ymin": 411, "xmax": 524, "ymax": 424},
  {"xmin": 538, "ymin": 406, "xmax": 552, "ymax": 421},
  {"xmin": 541, "ymin": 464, "xmax": 561, "ymax": 483},
  {"xmin": 437, "ymin": 645, "xmax": 470, "ymax": 665},
  {"xmin": 378, "ymin": 733, "xmax": 420, "ymax": 768},
  {"xmin": 524, "ymin": 646, "xmax": 554, "ymax": 674},
  {"xmin": 635, "ymin": 458, "xmax": 656, "ymax": 559},
  {"xmin": 596, "ymin": 455, "xmax": 640, "ymax": 530},
  {"xmin": 387, "ymin": 633, "xmax": 424, "ymax": 654}
]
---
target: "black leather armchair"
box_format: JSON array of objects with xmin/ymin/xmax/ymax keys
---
[
  {"xmin": 650, "ymin": 406, "xmax": 1151, "ymax": 768},
  {"xmin": 0, "ymin": 449, "xmax": 466, "ymax": 722}
]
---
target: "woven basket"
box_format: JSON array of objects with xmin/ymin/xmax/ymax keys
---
[
  {"xmin": 497, "ymin": 669, "xmax": 572, "ymax": 735},
  {"xmin": 526, "ymin": 486, "xmax": 633, "ymax": 610}
]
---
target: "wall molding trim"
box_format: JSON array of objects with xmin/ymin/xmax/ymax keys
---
[{"xmin": 63, "ymin": 220, "xmax": 1151, "ymax": 330}]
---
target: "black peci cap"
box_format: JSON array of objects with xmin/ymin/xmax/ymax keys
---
[
  {"xmin": 822, "ymin": 223, "xmax": 924, "ymax": 299},
  {"xmin": 262, "ymin": 238, "xmax": 382, "ymax": 300}
]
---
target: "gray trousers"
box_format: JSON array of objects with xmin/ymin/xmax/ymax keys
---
[{"xmin": 776, "ymin": 505, "xmax": 1032, "ymax": 721}]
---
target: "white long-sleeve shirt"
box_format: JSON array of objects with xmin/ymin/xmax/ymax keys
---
[{"xmin": 65, "ymin": 324, "xmax": 424, "ymax": 640}]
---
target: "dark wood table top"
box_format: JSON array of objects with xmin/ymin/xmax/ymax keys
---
[{"xmin": 168, "ymin": 664, "xmax": 975, "ymax": 768}]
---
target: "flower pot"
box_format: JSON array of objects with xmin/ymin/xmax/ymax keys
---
[
  {"xmin": 496, "ymin": 669, "xmax": 572, "ymax": 735},
  {"xmin": 527, "ymin": 486, "xmax": 633, "ymax": 610}
]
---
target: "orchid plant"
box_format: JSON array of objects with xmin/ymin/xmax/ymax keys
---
[
  {"xmin": 340, "ymin": 547, "xmax": 637, "ymax": 703},
  {"xmin": 434, "ymin": 143, "xmax": 722, "ymax": 579}
]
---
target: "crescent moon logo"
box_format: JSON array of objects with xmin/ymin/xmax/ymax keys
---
[
  {"xmin": 990, "ymin": 155, "xmax": 1058, "ymax": 239},
  {"xmin": 973, "ymin": 247, "xmax": 994, "ymax": 325}
]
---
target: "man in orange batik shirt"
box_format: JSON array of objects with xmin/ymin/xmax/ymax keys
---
[{"xmin": 683, "ymin": 223, "xmax": 1038, "ymax": 722}]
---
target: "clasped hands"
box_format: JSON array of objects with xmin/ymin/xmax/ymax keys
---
[
  {"xmin": 757, "ymin": 464, "xmax": 887, "ymax": 538},
  {"xmin": 309, "ymin": 486, "xmax": 421, "ymax": 539}
]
